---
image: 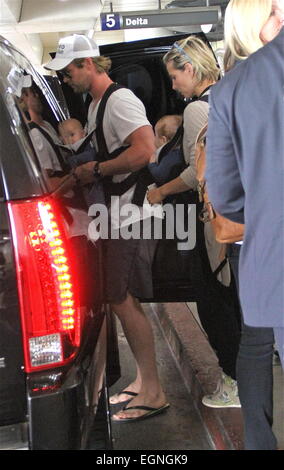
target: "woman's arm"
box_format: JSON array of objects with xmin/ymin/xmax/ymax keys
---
[
  {"xmin": 147, "ymin": 176, "xmax": 189, "ymax": 204},
  {"xmin": 147, "ymin": 101, "xmax": 208, "ymax": 204}
]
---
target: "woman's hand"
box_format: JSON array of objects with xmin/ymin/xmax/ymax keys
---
[
  {"xmin": 149, "ymin": 152, "xmax": 157, "ymax": 163},
  {"xmin": 147, "ymin": 186, "xmax": 165, "ymax": 204}
]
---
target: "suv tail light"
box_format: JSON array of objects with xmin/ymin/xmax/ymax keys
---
[{"xmin": 8, "ymin": 197, "xmax": 80, "ymax": 372}]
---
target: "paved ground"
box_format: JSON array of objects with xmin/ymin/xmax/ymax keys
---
[
  {"xmin": 109, "ymin": 302, "xmax": 284, "ymax": 451},
  {"xmin": 110, "ymin": 305, "xmax": 214, "ymax": 451}
]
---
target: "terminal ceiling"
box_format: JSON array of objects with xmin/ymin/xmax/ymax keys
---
[{"xmin": 0, "ymin": 0, "xmax": 228, "ymax": 71}]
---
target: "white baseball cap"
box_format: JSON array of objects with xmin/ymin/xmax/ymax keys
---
[
  {"xmin": 7, "ymin": 68, "xmax": 32, "ymax": 97},
  {"xmin": 44, "ymin": 34, "xmax": 100, "ymax": 71}
]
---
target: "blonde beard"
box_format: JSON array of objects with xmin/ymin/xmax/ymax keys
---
[{"xmin": 70, "ymin": 80, "xmax": 91, "ymax": 94}]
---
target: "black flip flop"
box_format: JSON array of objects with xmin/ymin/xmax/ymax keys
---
[
  {"xmin": 109, "ymin": 390, "xmax": 138, "ymax": 405},
  {"xmin": 112, "ymin": 403, "xmax": 170, "ymax": 423}
]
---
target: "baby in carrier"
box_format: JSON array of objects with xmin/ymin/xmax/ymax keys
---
[
  {"xmin": 148, "ymin": 114, "xmax": 184, "ymax": 185},
  {"xmin": 59, "ymin": 118, "xmax": 104, "ymax": 207},
  {"xmin": 58, "ymin": 118, "xmax": 96, "ymax": 168}
]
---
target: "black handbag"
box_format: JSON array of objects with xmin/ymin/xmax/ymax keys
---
[{"xmin": 151, "ymin": 191, "xmax": 205, "ymax": 300}]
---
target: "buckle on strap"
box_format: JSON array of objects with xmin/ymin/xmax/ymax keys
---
[{"xmin": 199, "ymin": 201, "xmax": 216, "ymax": 223}]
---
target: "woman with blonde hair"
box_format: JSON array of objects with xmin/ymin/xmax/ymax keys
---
[
  {"xmin": 205, "ymin": 0, "xmax": 284, "ymax": 449},
  {"xmin": 148, "ymin": 36, "xmax": 244, "ymax": 410},
  {"xmin": 223, "ymin": 0, "xmax": 277, "ymax": 70},
  {"xmin": 147, "ymin": 36, "xmax": 219, "ymax": 203}
]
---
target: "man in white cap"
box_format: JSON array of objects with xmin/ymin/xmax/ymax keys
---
[{"xmin": 45, "ymin": 34, "xmax": 169, "ymax": 423}]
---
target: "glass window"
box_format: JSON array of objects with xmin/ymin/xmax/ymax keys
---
[
  {"xmin": 110, "ymin": 56, "xmax": 186, "ymax": 125},
  {"xmin": 0, "ymin": 40, "xmax": 77, "ymax": 192}
]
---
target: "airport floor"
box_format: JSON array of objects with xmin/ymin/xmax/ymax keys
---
[
  {"xmin": 189, "ymin": 302, "xmax": 284, "ymax": 450},
  {"xmin": 110, "ymin": 303, "xmax": 284, "ymax": 451},
  {"xmin": 110, "ymin": 308, "xmax": 213, "ymax": 451}
]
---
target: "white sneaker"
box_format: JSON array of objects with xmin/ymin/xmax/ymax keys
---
[{"xmin": 202, "ymin": 373, "xmax": 241, "ymax": 408}]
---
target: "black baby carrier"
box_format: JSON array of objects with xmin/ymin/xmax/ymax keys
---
[{"xmin": 94, "ymin": 82, "xmax": 153, "ymax": 206}]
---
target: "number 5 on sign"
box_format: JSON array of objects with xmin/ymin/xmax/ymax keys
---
[{"xmin": 101, "ymin": 13, "xmax": 121, "ymax": 31}]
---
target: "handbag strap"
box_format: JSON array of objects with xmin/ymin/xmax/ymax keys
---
[{"xmin": 213, "ymin": 257, "xmax": 228, "ymax": 277}]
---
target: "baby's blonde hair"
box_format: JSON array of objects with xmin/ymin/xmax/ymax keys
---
[
  {"xmin": 224, "ymin": 0, "xmax": 272, "ymax": 70},
  {"xmin": 163, "ymin": 36, "xmax": 220, "ymax": 84},
  {"xmin": 58, "ymin": 118, "xmax": 83, "ymax": 132},
  {"xmin": 156, "ymin": 115, "xmax": 182, "ymax": 142}
]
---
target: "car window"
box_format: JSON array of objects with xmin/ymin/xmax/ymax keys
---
[
  {"xmin": 110, "ymin": 55, "xmax": 185, "ymax": 125},
  {"xmin": 0, "ymin": 93, "xmax": 43, "ymax": 200},
  {"xmin": 0, "ymin": 40, "xmax": 74, "ymax": 193},
  {"xmin": 113, "ymin": 64, "xmax": 153, "ymax": 107}
]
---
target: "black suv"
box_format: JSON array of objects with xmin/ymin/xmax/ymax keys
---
[{"xmin": 0, "ymin": 36, "xmax": 120, "ymax": 450}]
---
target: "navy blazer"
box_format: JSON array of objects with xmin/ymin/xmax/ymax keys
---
[{"xmin": 206, "ymin": 28, "xmax": 284, "ymax": 328}]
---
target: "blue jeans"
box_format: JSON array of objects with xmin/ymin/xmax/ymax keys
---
[{"xmin": 227, "ymin": 244, "xmax": 278, "ymax": 450}]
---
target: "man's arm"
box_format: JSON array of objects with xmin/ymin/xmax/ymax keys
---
[
  {"xmin": 206, "ymin": 93, "xmax": 245, "ymax": 224},
  {"xmin": 100, "ymin": 125, "xmax": 155, "ymax": 175},
  {"xmin": 75, "ymin": 125, "xmax": 155, "ymax": 184}
]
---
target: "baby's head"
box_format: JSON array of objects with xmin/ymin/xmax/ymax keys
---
[
  {"xmin": 154, "ymin": 114, "xmax": 182, "ymax": 149},
  {"xmin": 59, "ymin": 118, "xmax": 85, "ymax": 145}
]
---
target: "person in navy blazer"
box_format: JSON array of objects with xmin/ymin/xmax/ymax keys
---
[{"xmin": 206, "ymin": 0, "xmax": 284, "ymax": 450}]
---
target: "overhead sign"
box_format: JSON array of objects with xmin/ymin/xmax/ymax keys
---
[{"xmin": 100, "ymin": 6, "xmax": 221, "ymax": 31}]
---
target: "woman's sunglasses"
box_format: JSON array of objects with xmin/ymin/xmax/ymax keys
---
[{"xmin": 172, "ymin": 41, "xmax": 193, "ymax": 64}]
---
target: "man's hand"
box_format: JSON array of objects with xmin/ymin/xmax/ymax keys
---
[{"xmin": 75, "ymin": 161, "xmax": 97, "ymax": 184}]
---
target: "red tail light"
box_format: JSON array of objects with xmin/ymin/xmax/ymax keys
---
[{"xmin": 8, "ymin": 197, "xmax": 80, "ymax": 372}]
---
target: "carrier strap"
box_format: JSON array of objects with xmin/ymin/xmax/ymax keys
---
[
  {"xmin": 95, "ymin": 83, "xmax": 152, "ymax": 206},
  {"xmin": 95, "ymin": 82, "xmax": 125, "ymax": 159},
  {"xmin": 158, "ymin": 124, "xmax": 184, "ymax": 163}
]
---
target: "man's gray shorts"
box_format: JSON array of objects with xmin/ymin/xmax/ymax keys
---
[{"xmin": 103, "ymin": 234, "xmax": 158, "ymax": 304}]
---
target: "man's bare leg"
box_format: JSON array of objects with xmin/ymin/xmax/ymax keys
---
[
  {"xmin": 111, "ymin": 292, "xmax": 167, "ymax": 420},
  {"xmin": 109, "ymin": 364, "xmax": 142, "ymax": 404}
]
